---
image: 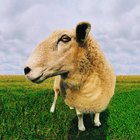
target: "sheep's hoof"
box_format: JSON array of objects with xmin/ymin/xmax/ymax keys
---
[
  {"xmin": 94, "ymin": 121, "xmax": 101, "ymax": 127},
  {"xmin": 50, "ymin": 107, "xmax": 55, "ymax": 113},
  {"xmin": 78, "ymin": 126, "xmax": 86, "ymax": 131},
  {"xmin": 69, "ymin": 106, "xmax": 74, "ymax": 110}
]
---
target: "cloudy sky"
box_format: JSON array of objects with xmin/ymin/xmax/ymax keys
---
[{"xmin": 0, "ymin": 0, "xmax": 140, "ymax": 75}]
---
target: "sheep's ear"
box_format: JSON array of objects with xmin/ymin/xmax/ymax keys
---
[{"xmin": 76, "ymin": 22, "xmax": 91, "ymax": 43}]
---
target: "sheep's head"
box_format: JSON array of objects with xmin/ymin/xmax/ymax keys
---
[{"xmin": 24, "ymin": 22, "xmax": 91, "ymax": 83}]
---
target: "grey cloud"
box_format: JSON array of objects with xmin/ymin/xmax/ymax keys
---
[{"xmin": 0, "ymin": 0, "xmax": 140, "ymax": 74}]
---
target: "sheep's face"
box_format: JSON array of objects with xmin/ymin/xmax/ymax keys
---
[{"xmin": 25, "ymin": 22, "xmax": 91, "ymax": 83}]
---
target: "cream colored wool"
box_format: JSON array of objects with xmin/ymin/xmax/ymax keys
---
[{"xmin": 25, "ymin": 22, "xmax": 116, "ymax": 131}]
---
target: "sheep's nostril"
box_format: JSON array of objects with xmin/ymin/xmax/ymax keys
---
[{"xmin": 24, "ymin": 67, "xmax": 31, "ymax": 75}]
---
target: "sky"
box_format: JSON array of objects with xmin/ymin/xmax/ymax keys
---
[{"xmin": 0, "ymin": 0, "xmax": 140, "ymax": 75}]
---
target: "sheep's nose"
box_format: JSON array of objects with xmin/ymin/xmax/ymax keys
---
[{"xmin": 24, "ymin": 67, "xmax": 31, "ymax": 75}]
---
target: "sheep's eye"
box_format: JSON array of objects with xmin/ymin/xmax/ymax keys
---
[
  {"xmin": 57, "ymin": 35, "xmax": 71, "ymax": 44},
  {"xmin": 61, "ymin": 35, "xmax": 71, "ymax": 42}
]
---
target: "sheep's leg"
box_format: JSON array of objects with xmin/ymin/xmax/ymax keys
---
[
  {"xmin": 94, "ymin": 113, "xmax": 101, "ymax": 127},
  {"xmin": 76, "ymin": 109, "xmax": 85, "ymax": 131},
  {"xmin": 50, "ymin": 88, "xmax": 59, "ymax": 113}
]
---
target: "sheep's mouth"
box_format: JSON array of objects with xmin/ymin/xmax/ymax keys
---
[
  {"xmin": 31, "ymin": 74, "xmax": 43, "ymax": 83},
  {"xmin": 31, "ymin": 70, "xmax": 68, "ymax": 84},
  {"xmin": 44, "ymin": 70, "xmax": 69, "ymax": 79}
]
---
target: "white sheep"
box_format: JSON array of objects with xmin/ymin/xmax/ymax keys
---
[{"xmin": 25, "ymin": 22, "xmax": 116, "ymax": 131}]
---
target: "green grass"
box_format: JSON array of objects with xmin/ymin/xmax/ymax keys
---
[{"xmin": 0, "ymin": 75, "xmax": 140, "ymax": 140}]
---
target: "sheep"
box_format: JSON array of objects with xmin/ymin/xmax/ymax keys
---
[{"xmin": 24, "ymin": 22, "xmax": 116, "ymax": 131}]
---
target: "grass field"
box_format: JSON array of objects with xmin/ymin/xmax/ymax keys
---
[{"xmin": 0, "ymin": 75, "xmax": 140, "ymax": 140}]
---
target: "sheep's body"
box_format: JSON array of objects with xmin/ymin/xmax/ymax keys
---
[
  {"xmin": 60, "ymin": 38, "xmax": 116, "ymax": 113},
  {"xmin": 51, "ymin": 75, "xmax": 104, "ymax": 129},
  {"xmin": 25, "ymin": 22, "xmax": 116, "ymax": 131}
]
